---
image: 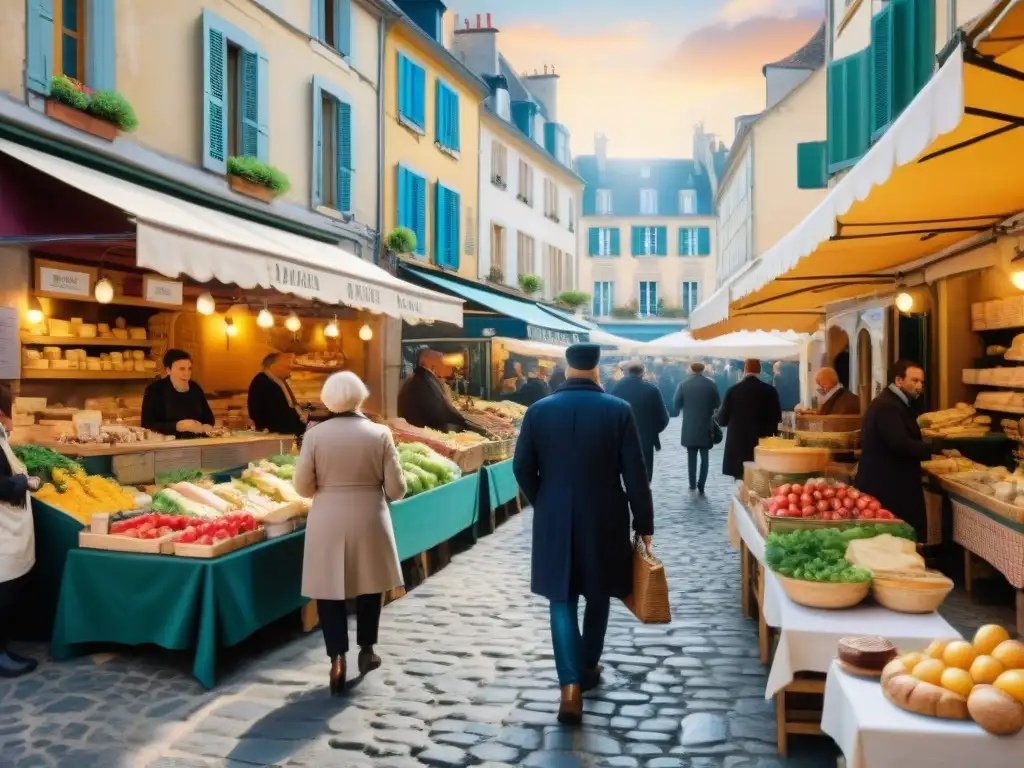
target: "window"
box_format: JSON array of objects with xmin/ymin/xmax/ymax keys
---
[
  {"xmin": 435, "ymin": 182, "xmax": 461, "ymax": 269},
  {"xmin": 396, "ymin": 165, "xmax": 427, "ymax": 257},
  {"xmin": 311, "ymin": 0, "xmax": 352, "ymax": 57},
  {"xmin": 593, "ymin": 282, "xmax": 614, "ymax": 317},
  {"xmin": 568, "ymin": 199, "xmax": 575, "ymax": 233},
  {"xmin": 435, "ymin": 78, "xmax": 460, "ymax": 153},
  {"xmin": 678, "ymin": 227, "xmax": 711, "ymax": 256},
  {"xmin": 517, "ymin": 232, "xmax": 536, "ymax": 275},
  {"xmin": 464, "ymin": 205, "xmax": 475, "ymax": 255},
  {"xmin": 544, "ymin": 179, "xmax": 559, "ymax": 220},
  {"xmin": 588, "ymin": 227, "xmax": 620, "ymax": 257},
  {"xmin": 518, "ymin": 160, "xmax": 534, "ymax": 206},
  {"xmin": 202, "ymin": 11, "xmax": 269, "ymax": 174},
  {"xmin": 678, "ymin": 189, "xmax": 697, "ymax": 214},
  {"xmin": 312, "ymin": 77, "xmax": 354, "ymax": 212},
  {"xmin": 491, "ymin": 223, "xmax": 506, "ymax": 276},
  {"xmin": 27, "ymin": 0, "xmax": 116, "ymax": 95},
  {"xmin": 397, "ymin": 52, "xmax": 426, "ymax": 132},
  {"xmin": 491, "ymin": 142, "xmax": 508, "ymax": 187},
  {"xmin": 631, "ymin": 226, "xmax": 667, "ymax": 256},
  {"xmin": 546, "ymin": 245, "xmax": 563, "ymax": 297},
  {"xmin": 640, "ymin": 188, "xmax": 658, "ymax": 215},
  {"xmin": 55, "ymin": 0, "xmax": 85, "ymax": 81},
  {"xmin": 638, "ymin": 282, "xmax": 658, "ymax": 317},
  {"xmin": 681, "ymin": 281, "xmax": 700, "ymax": 314},
  {"xmin": 596, "ymin": 188, "xmax": 612, "ymax": 214}
]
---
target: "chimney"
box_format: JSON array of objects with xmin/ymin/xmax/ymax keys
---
[
  {"xmin": 450, "ymin": 9, "xmax": 500, "ymax": 77},
  {"xmin": 484, "ymin": 75, "xmax": 511, "ymax": 121},
  {"xmin": 595, "ymin": 133, "xmax": 608, "ymax": 170},
  {"xmin": 522, "ymin": 64, "xmax": 559, "ymax": 123}
]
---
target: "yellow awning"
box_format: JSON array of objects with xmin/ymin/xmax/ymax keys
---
[{"xmin": 691, "ymin": 11, "xmax": 1024, "ymax": 339}]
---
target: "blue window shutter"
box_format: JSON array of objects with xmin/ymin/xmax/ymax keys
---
[
  {"xmin": 448, "ymin": 189, "xmax": 461, "ymax": 270},
  {"xmin": 26, "ymin": 0, "xmax": 54, "ymax": 95},
  {"xmin": 631, "ymin": 227, "xmax": 641, "ymax": 256},
  {"xmin": 257, "ymin": 51, "xmax": 270, "ymax": 161},
  {"xmin": 678, "ymin": 228, "xmax": 687, "ymax": 256},
  {"xmin": 415, "ymin": 175, "xmax": 426, "ymax": 256},
  {"xmin": 397, "ymin": 54, "xmax": 407, "ymax": 117},
  {"xmin": 697, "ymin": 227, "xmax": 711, "ymax": 256},
  {"xmin": 656, "ymin": 227, "xmax": 667, "ymax": 256},
  {"xmin": 588, "ymin": 228, "xmax": 599, "ymax": 256},
  {"xmin": 397, "ymin": 166, "xmax": 408, "ymax": 229},
  {"xmin": 310, "ymin": 0, "xmax": 324, "ymax": 38},
  {"xmin": 435, "ymin": 183, "xmax": 447, "ymax": 266},
  {"xmin": 311, "ymin": 82, "xmax": 324, "ymax": 206},
  {"xmin": 336, "ymin": 0, "xmax": 352, "ymax": 57},
  {"xmin": 610, "ymin": 228, "xmax": 620, "ymax": 256},
  {"xmin": 450, "ymin": 90, "xmax": 460, "ymax": 150},
  {"xmin": 240, "ymin": 50, "xmax": 260, "ymax": 158},
  {"xmin": 414, "ymin": 65, "xmax": 426, "ymax": 127},
  {"xmin": 85, "ymin": 0, "xmax": 116, "ymax": 91},
  {"xmin": 337, "ymin": 100, "xmax": 353, "ymax": 211},
  {"xmin": 435, "ymin": 80, "xmax": 447, "ymax": 145},
  {"xmin": 202, "ymin": 12, "xmax": 228, "ymax": 173}
]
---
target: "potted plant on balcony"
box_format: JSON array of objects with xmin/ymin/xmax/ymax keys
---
[
  {"xmin": 383, "ymin": 226, "xmax": 417, "ymax": 272},
  {"xmin": 555, "ymin": 290, "xmax": 590, "ymax": 314},
  {"xmin": 46, "ymin": 75, "xmax": 138, "ymax": 141},
  {"xmin": 486, "ymin": 265, "xmax": 504, "ymax": 284},
  {"xmin": 226, "ymin": 156, "xmax": 291, "ymax": 202},
  {"xmin": 610, "ymin": 300, "xmax": 639, "ymax": 319},
  {"xmin": 518, "ymin": 273, "xmax": 543, "ymax": 296}
]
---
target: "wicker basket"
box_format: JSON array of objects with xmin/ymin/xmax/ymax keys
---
[
  {"xmin": 755, "ymin": 446, "xmax": 831, "ymax": 474},
  {"xmin": 764, "ymin": 515, "xmax": 907, "ymax": 534},
  {"xmin": 795, "ymin": 430, "xmax": 861, "ymax": 449},
  {"xmin": 776, "ymin": 574, "xmax": 870, "ymax": 609},
  {"xmin": 795, "ymin": 414, "xmax": 862, "ymax": 433},
  {"xmin": 482, "ymin": 438, "xmax": 515, "ymax": 463},
  {"xmin": 623, "ymin": 536, "xmax": 671, "ymax": 624},
  {"xmin": 871, "ymin": 571, "xmax": 953, "ymax": 613},
  {"xmin": 744, "ymin": 462, "xmax": 772, "ymax": 497}
]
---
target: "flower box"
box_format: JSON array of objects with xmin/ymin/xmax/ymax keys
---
[
  {"xmin": 228, "ymin": 174, "xmax": 276, "ymax": 203},
  {"xmin": 45, "ymin": 99, "xmax": 117, "ymax": 141}
]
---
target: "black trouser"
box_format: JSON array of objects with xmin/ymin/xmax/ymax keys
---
[
  {"xmin": 318, "ymin": 594, "xmax": 382, "ymax": 658},
  {"xmin": 0, "ymin": 572, "xmax": 30, "ymax": 649},
  {"xmin": 687, "ymin": 447, "xmax": 710, "ymax": 493}
]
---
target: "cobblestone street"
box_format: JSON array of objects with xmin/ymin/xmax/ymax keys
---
[{"xmin": 0, "ymin": 418, "xmax": 1013, "ymax": 767}]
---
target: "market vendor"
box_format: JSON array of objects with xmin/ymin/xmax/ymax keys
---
[
  {"xmin": 397, "ymin": 349, "xmax": 469, "ymax": 432},
  {"xmin": 813, "ymin": 367, "xmax": 861, "ymax": 415},
  {"xmin": 247, "ymin": 352, "xmax": 306, "ymax": 437},
  {"xmin": 856, "ymin": 360, "xmax": 934, "ymax": 539},
  {"xmin": 514, "ymin": 370, "xmax": 551, "ymax": 407},
  {"xmin": 0, "ymin": 383, "xmax": 41, "ymax": 678},
  {"xmin": 141, "ymin": 349, "xmax": 217, "ymax": 438}
]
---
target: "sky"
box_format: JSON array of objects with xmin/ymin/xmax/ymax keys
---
[{"xmin": 444, "ymin": 0, "xmax": 825, "ymax": 158}]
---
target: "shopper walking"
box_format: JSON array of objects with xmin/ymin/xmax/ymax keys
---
[
  {"xmin": 717, "ymin": 359, "xmax": 783, "ymax": 480},
  {"xmin": 514, "ymin": 343, "xmax": 654, "ymax": 725},
  {"xmin": 611, "ymin": 360, "xmax": 670, "ymax": 481},
  {"xmin": 674, "ymin": 362, "xmax": 721, "ymax": 496},
  {"xmin": 294, "ymin": 372, "xmax": 406, "ymax": 695}
]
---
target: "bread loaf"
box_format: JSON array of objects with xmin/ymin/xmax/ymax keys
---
[
  {"xmin": 884, "ymin": 674, "xmax": 968, "ymax": 720},
  {"xmin": 838, "ymin": 636, "xmax": 897, "ymax": 671}
]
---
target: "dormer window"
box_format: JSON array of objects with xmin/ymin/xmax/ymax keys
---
[
  {"xmin": 640, "ymin": 188, "xmax": 658, "ymax": 215},
  {"xmin": 641, "ymin": 166, "xmax": 651, "ymax": 179},
  {"xmin": 596, "ymin": 189, "xmax": 612, "ymax": 215},
  {"xmin": 679, "ymin": 189, "xmax": 696, "ymax": 214}
]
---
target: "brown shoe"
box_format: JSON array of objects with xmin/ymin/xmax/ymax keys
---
[
  {"xmin": 581, "ymin": 663, "xmax": 604, "ymax": 693},
  {"xmin": 358, "ymin": 648, "xmax": 381, "ymax": 675},
  {"xmin": 557, "ymin": 684, "xmax": 583, "ymax": 725},
  {"xmin": 329, "ymin": 656, "xmax": 346, "ymax": 696}
]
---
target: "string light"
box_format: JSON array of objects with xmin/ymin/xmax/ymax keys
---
[
  {"xmin": 324, "ymin": 317, "xmax": 339, "ymax": 338},
  {"xmin": 257, "ymin": 308, "xmax": 274, "ymax": 328},
  {"xmin": 26, "ymin": 297, "xmax": 44, "ymax": 325},
  {"xmin": 358, "ymin": 323, "xmax": 373, "ymax": 341},
  {"xmin": 94, "ymin": 278, "xmax": 114, "ymax": 304},
  {"xmin": 196, "ymin": 292, "xmax": 216, "ymax": 315},
  {"xmin": 285, "ymin": 312, "xmax": 301, "ymax": 333},
  {"xmin": 895, "ymin": 292, "xmax": 914, "ymax": 313},
  {"xmin": 224, "ymin": 316, "xmax": 237, "ymax": 337}
]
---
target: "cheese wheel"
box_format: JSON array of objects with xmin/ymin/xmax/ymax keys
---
[
  {"xmin": 42, "ymin": 347, "xmax": 62, "ymax": 361},
  {"xmin": 100, "ymin": 361, "xmax": 113, "ymax": 371},
  {"xmin": 78, "ymin": 324, "xmax": 98, "ymax": 338},
  {"xmin": 112, "ymin": 328, "xmax": 128, "ymax": 340},
  {"xmin": 22, "ymin": 349, "xmax": 41, "ymax": 361},
  {"xmin": 47, "ymin": 318, "xmax": 72, "ymax": 337},
  {"xmin": 128, "ymin": 327, "xmax": 147, "ymax": 340},
  {"xmin": 110, "ymin": 352, "xmax": 123, "ymax": 363},
  {"xmin": 131, "ymin": 350, "xmax": 145, "ymax": 361},
  {"xmin": 111, "ymin": 361, "xmax": 125, "ymax": 371}
]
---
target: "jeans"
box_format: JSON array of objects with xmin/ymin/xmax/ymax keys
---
[
  {"xmin": 549, "ymin": 596, "xmax": 611, "ymax": 686},
  {"xmin": 687, "ymin": 447, "xmax": 710, "ymax": 493},
  {"xmin": 318, "ymin": 594, "xmax": 382, "ymax": 658}
]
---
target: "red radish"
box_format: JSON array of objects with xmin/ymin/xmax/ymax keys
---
[
  {"xmin": 791, "ymin": 484, "xmax": 803, "ymax": 494},
  {"xmin": 830, "ymin": 498, "xmax": 843, "ymax": 511},
  {"xmin": 823, "ymin": 488, "xmax": 836, "ymax": 499},
  {"xmin": 799, "ymin": 493, "xmax": 812, "ymax": 505},
  {"xmin": 855, "ymin": 497, "xmax": 869, "ymax": 510},
  {"xmin": 836, "ymin": 489, "xmax": 847, "ymax": 500},
  {"xmin": 787, "ymin": 493, "xmax": 799, "ymax": 505},
  {"xmin": 816, "ymin": 500, "xmax": 829, "ymax": 513},
  {"xmin": 848, "ymin": 489, "xmax": 861, "ymax": 500},
  {"xmin": 821, "ymin": 511, "xmax": 832, "ymax": 520},
  {"xmin": 868, "ymin": 500, "xmax": 881, "ymax": 512},
  {"xmin": 801, "ymin": 506, "xmax": 816, "ymax": 517},
  {"xmin": 878, "ymin": 509, "xmax": 894, "ymax": 519},
  {"xmin": 776, "ymin": 484, "xmax": 792, "ymax": 496},
  {"xmin": 842, "ymin": 497, "xmax": 856, "ymax": 510},
  {"xmin": 861, "ymin": 509, "xmax": 876, "ymax": 519},
  {"xmin": 812, "ymin": 490, "xmax": 822, "ymax": 501}
]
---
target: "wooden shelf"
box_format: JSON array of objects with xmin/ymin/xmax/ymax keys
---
[
  {"xmin": 21, "ymin": 335, "xmax": 154, "ymax": 348},
  {"xmin": 22, "ymin": 369, "xmax": 156, "ymax": 381}
]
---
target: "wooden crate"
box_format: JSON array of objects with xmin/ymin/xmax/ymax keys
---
[
  {"xmin": 79, "ymin": 530, "xmax": 175, "ymax": 555},
  {"xmin": 173, "ymin": 531, "xmax": 254, "ymax": 559}
]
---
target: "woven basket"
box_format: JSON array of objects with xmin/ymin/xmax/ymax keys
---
[
  {"xmin": 755, "ymin": 446, "xmax": 831, "ymax": 474},
  {"xmin": 795, "ymin": 430, "xmax": 861, "ymax": 449},
  {"xmin": 623, "ymin": 536, "xmax": 671, "ymax": 624},
  {"xmin": 871, "ymin": 571, "xmax": 953, "ymax": 613},
  {"xmin": 795, "ymin": 414, "xmax": 862, "ymax": 433},
  {"xmin": 483, "ymin": 438, "xmax": 515, "ymax": 463},
  {"xmin": 776, "ymin": 574, "xmax": 870, "ymax": 609},
  {"xmin": 744, "ymin": 462, "xmax": 772, "ymax": 497}
]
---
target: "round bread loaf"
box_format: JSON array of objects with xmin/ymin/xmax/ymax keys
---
[{"xmin": 838, "ymin": 636, "xmax": 897, "ymax": 671}]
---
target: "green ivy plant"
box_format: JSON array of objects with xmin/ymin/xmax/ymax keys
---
[
  {"xmin": 49, "ymin": 75, "xmax": 89, "ymax": 110},
  {"xmin": 385, "ymin": 227, "xmax": 417, "ymax": 255},
  {"xmin": 48, "ymin": 75, "xmax": 139, "ymax": 132},
  {"xmin": 486, "ymin": 266, "xmax": 504, "ymax": 284},
  {"xmin": 554, "ymin": 290, "xmax": 590, "ymax": 310},
  {"xmin": 518, "ymin": 273, "xmax": 543, "ymax": 296},
  {"xmin": 227, "ymin": 156, "xmax": 291, "ymax": 195}
]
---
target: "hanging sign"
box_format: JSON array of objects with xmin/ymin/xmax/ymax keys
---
[
  {"xmin": 143, "ymin": 276, "xmax": 184, "ymax": 305},
  {"xmin": 526, "ymin": 325, "xmax": 583, "ymax": 346},
  {"xmin": 38, "ymin": 265, "xmax": 92, "ymax": 297},
  {"xmin": 267, "ymin": 260, "xmax": 331, "ymax": 300}
]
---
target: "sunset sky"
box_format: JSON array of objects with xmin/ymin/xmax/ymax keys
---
[{"xmin": 444, "ymin": 0, "xmax": 825, "ymax": 158}]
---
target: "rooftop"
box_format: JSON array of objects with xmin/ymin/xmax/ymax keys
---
[
  {"xmin": 762, "ymin": 22, "xmax": 826, "ymax": 74},
  {"xmin": 575, "ymin": 156, "xmax": 712, "ymax": 217}
]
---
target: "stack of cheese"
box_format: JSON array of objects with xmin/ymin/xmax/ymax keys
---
[
  {"xmin": 22, "ymin": 346, "xmax": 157, "ymax": 373},
  {"xmin": 917, "ymin": 403, "xmax": 992, "ymax": 438}
]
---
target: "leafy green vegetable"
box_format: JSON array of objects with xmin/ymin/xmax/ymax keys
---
[
  {"xmin": 274, "ymin": 464, "xmax": 295, "ymax": 481},
  {"xmin": 12, "ymin": 445, "xmax": 83, "ymax": 482},
  {"xmin": 765, "ymin": 525, "xmax": 911, "ymax": 584},
  {"xmin": 155, "ymin": 468, "xmax": 206, "ymax": 485},
  {"xmin": 269, "ymin": 454, "xmax": 297, "ymax": 466},
  {"xmin": 150, "ymin": 492, "xmax": 182, "ymax": 515}
]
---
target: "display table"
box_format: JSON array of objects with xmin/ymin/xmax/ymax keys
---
[
  {"xmin": 822, "ymin": 662, "xmax": 1024, "ymax": 768},
  {"xmin": 483, "ymin": 459, "xmax": 519, "ymax": 509},
  {"xmin": 51, "ymin": 530, "xmax": 308, "ymax": 688},
  {"xmin": 390, "ymin": 472, "xmax": 480, "ymax": 561}
]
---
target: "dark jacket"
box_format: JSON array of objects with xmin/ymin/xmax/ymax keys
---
[
  {"xmin": 610, "ymin": 375, "xmax": 670, "ymax": 480},
  {"xmin": 675, "ymin": 373, "xmax": 722, "ymax": 449},
  {"xmin": 819, "ymin": 386, "xmax": 861, "ymax": 415},
  {"xmin": 247, "ymin": 372, "xmax": 305, "ymax": 436},
  {"xmin": 141, "ymin": 377, "xmax": 216, "ymax": 438},
  {"xmin": 717, "ymin": 375, "xmax": 782, "ymax": 479},
  {"xmin": 397, "ymin": 367, "xmax": 468, "ymax": 432},
  {"xmin": 659, "ymin": 375, "xmax": 679, "ymax": 417},
  {"xmin": 515, "ymin": 377, "xmax": 551, "ymax": 407},
  {"xmin": 514, "ymin": 378, "xmax": 655, "ymax": 602},
  {"xmin": 856, "ymin": 388, "xmax": 933, "ymax": 538},
  {"xmin": 0, "ymin": 439, "xmax": 28, "ymax": 506},
  {"xmin": 549, "ymin": 367, "xmax": 566, "ymax": 392}
]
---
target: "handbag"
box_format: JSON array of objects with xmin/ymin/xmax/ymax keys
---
[
  {"xmin": 622, "ymin": 534, "xmax": 672, "ymax": 624},
  {"xmin": 711, "ymin": 421, "xmax": 723, "ymax": 445}
]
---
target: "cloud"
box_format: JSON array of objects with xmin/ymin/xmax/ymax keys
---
[{"xmin": 717, "ymin": 0, "xmax": 818, "ymax": 23}]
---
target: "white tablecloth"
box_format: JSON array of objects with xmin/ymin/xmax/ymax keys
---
[
  {"xmin": 822, "ymin": 662, "xmax": 1024, "ymax": 768},
  {"xmin": 731, "ymin": 494, "xmax": 765, "ymax": 563}
]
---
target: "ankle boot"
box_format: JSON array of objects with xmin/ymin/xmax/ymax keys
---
[
  {"xmin": 557, "ymin": 683, "xmax": 583, "ymax": 725},
  {"xmin": 329, "ymin": 656, "xmax": 346, "ymax": 695},
  {"xmin": 358, "ymin": 647, "xmax": 381, "ymax": 675},
  {"xmin": 581, "ymin": 663, "xmax": 604, "ymax": 693}
]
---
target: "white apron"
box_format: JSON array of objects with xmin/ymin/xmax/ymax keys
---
[{"xmin": 0, "ymin": 430, "xmax": 35, "ymax": 584}]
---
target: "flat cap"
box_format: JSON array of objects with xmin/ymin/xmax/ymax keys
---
[{"xmin": 565, "ymin": 343, "xmax": 601, "ymax": 371}]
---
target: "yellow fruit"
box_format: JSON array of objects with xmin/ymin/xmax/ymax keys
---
[
  {"xmin": 941, "ymin": 667, "xmax": 976, "ymax": 697},
  {"xmin": 924, "ymin": 639, "xmax": 950, "ymax": 659},
  {"xmin": 970, "ymin": 655, "xmax": 1006, "ymax": 685},
  {"xmin": 992, "ymin": 640, "xmax": 1024, "ymax": 670},
  {"xmin": 913, "ymin": 658, "xmax": 946, "ymax": 686},
  {"xmin": 993, "ymin": 669, "xmax": 1024, "ymax": 703},
  {"xmin": 943, "ymin": 640, "xmax": 979, "ymax": 671},
  {"xmin": 900, "ymin": 652, "xmax": 925, "ymax": 670},
  {"xmin": 973, "ymin": 625, "xmax": 1011, "ymax": 655}
]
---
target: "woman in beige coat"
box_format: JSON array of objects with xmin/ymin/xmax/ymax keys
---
[{"xmin": 294, "ymin": 371, "xmax": 405, "ymax": 694}]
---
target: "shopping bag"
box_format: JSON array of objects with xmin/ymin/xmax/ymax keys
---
[{"xmin": 622, "ymin": 535, "xmax": 672, "ymax": 624}]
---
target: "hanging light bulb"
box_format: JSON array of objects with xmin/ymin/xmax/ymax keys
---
[
  {"xmin": 26, "ymin": 297, "xmax": 44, "ymax": 326},
  {"xmin": 1012, "ymin": 270, "xmax": 1024, "ymax": 291},
  {"xmin": 256, "ymin": 308, "xmax": 274, "ymax": 329},
  {"xmin": 224, "ymin": 316, "xmax": 237, "ymax": 337},
  {"xmin": 358, "ymin": 323, "xmax": 373, "ymax": 341},
  {"xmin": 324, "ymin": 317, "xmax": 339, "ymax": 338},
  {"xmin": 94, "ymin": 278, "xmax": 114, "ymax": 304},
  {"xmin": 196, "ymin": 291, "xmax": 216, "ymax": 316},
  {"xmin": 895, "ymin": 292, "xmax": 914, "ymax": 313},
  {"xmin": 285, "ymin": 312, "xmax": 302, "ymax": 333}
]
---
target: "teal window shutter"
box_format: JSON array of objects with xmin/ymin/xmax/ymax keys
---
[
  {"xmin": 397, "ymin": 166, "xmax": 409, "ymax": 231},
  {"xmin": 202, "ymin": 12, "xmax": 228, "ymax": 173},
  {"xmin": 846, "ymin": 50, "xmax": 870, "ymax": 161},
  {"xmin": 414, "ymin": 174, "xmax": 426, "ymax": 256},
  {"xmin": 826, "ymin": 59, "xmax": 845, "ymax": 172},
  {"xmin": 337, "ymin": 100, "xmax": 353, "ymax": 211},
  {"xmin": 310, "ymin": 0, "xmax": 324, "ymax": 38},
  {"xmin": 448, "ymin": 188, "xmax": 461, "ymax": 270},
  {"xmin": 311, "ymin": 81, "xmax": 324, "ymax": 206},
  {"xmin": 435, "ymin": 80, "xmax": 445, "ymax": 144},
  {"xmin": 413, "ymin": 64, "xmax": 426, "ymax": 128},
  {"xmin": 697, "ymin": 227, "xmax": 711, "ymax": 256},
  {"xmin": 631, "ymin": 226, "xmax": 642, "ymax": 256},
  {"xmin": 257, "ymin": 51, "xmax": 270, "ymax": 161},
  {"xmin": 911, "ymin": 0, "xmax": 935, "ymax": 93},
  {"xmin": 656, "ymin": 227, "xmax": 667, "ymax": 256},
  {"xmin": 588, "ymin": 228, "xmax": 600, "ymax": 256},
  {"xmin": 796, "ymin": 141, "xmax": 828, "ymax": 189},
  {"xmin": 870, "ymin": 5, "xmax": 893, "ymax": 138},
  {"xmin": 336, "ymin": 0, "xmax": 352, "ymax": 57},
  {"xmin": 435, "ymin": 183, "xmax": 448, "ymax": 267},
  {"xmin": 610, "ymin": 228, "xmax": 620, "ymax": 256},
  {"xmin": 240, "ymin": 50, "xmax": 260, "ymax": 158},
  {"xmin": 86, "ymin": 0, "xmax": 116, "ymax": 91},
  {"xmin": 26, "ymin": 0, "xmax": 54, "ymax": 95}
]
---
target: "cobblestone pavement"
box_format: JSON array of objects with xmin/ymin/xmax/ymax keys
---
[{"xmin": 0, "ymin": 418, "xmax": 1016, "ymax": 768}]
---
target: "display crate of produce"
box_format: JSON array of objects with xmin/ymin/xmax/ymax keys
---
[
  {"xmin": 794, "ymin": 430, "xmax": 860, "ymax": 449},
  {"xmin": 765, "ymin": 514, "xmax": 908, "ymax": 534},
  {"xmin": 794, "ymin": 414, "xmax": 862, "ymax": 433},
  {"xmin": 483, "ymin": 438, "xmax": 515, "ymax": 463},
  {"xmin": 78, "ymin": 530, "xmax": 175, "ymax": 554},
  {"xmin": 173, "ymin": 528, "xmax": 265, "ymax": 559}
]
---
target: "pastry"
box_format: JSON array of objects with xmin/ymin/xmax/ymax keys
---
[
  {"xmin": 884, "ymin": 674, "xmax": 969, "ymax": 720},
  {"xmin": 838, "ymin": 636, "xmax": 897, "ymax": 672}
]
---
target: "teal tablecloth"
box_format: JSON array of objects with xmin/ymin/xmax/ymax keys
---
[
  {"xmin": 390, "ymin": 472, "xmax": 480, "ymax": 561},
  {"xmin": 51, "ymin": 530, "xmax": 309, "ymax": 688},
  {"xmin": 483, "ymin": 459, "xmax": 519, "ymax": 508}
]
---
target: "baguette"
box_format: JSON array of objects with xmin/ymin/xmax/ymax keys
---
[{"xmin": 884, "ymin": 674, "xmax": 968, "ymax": 720}]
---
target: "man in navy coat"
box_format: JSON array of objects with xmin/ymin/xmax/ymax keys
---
[
  {"xmin": 610, "ymin": 360, "xmax": 670, "ymax": 481},
  {"xmin": 513, "ymin": 343, "xmax": 655, "ymax": 725}
]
